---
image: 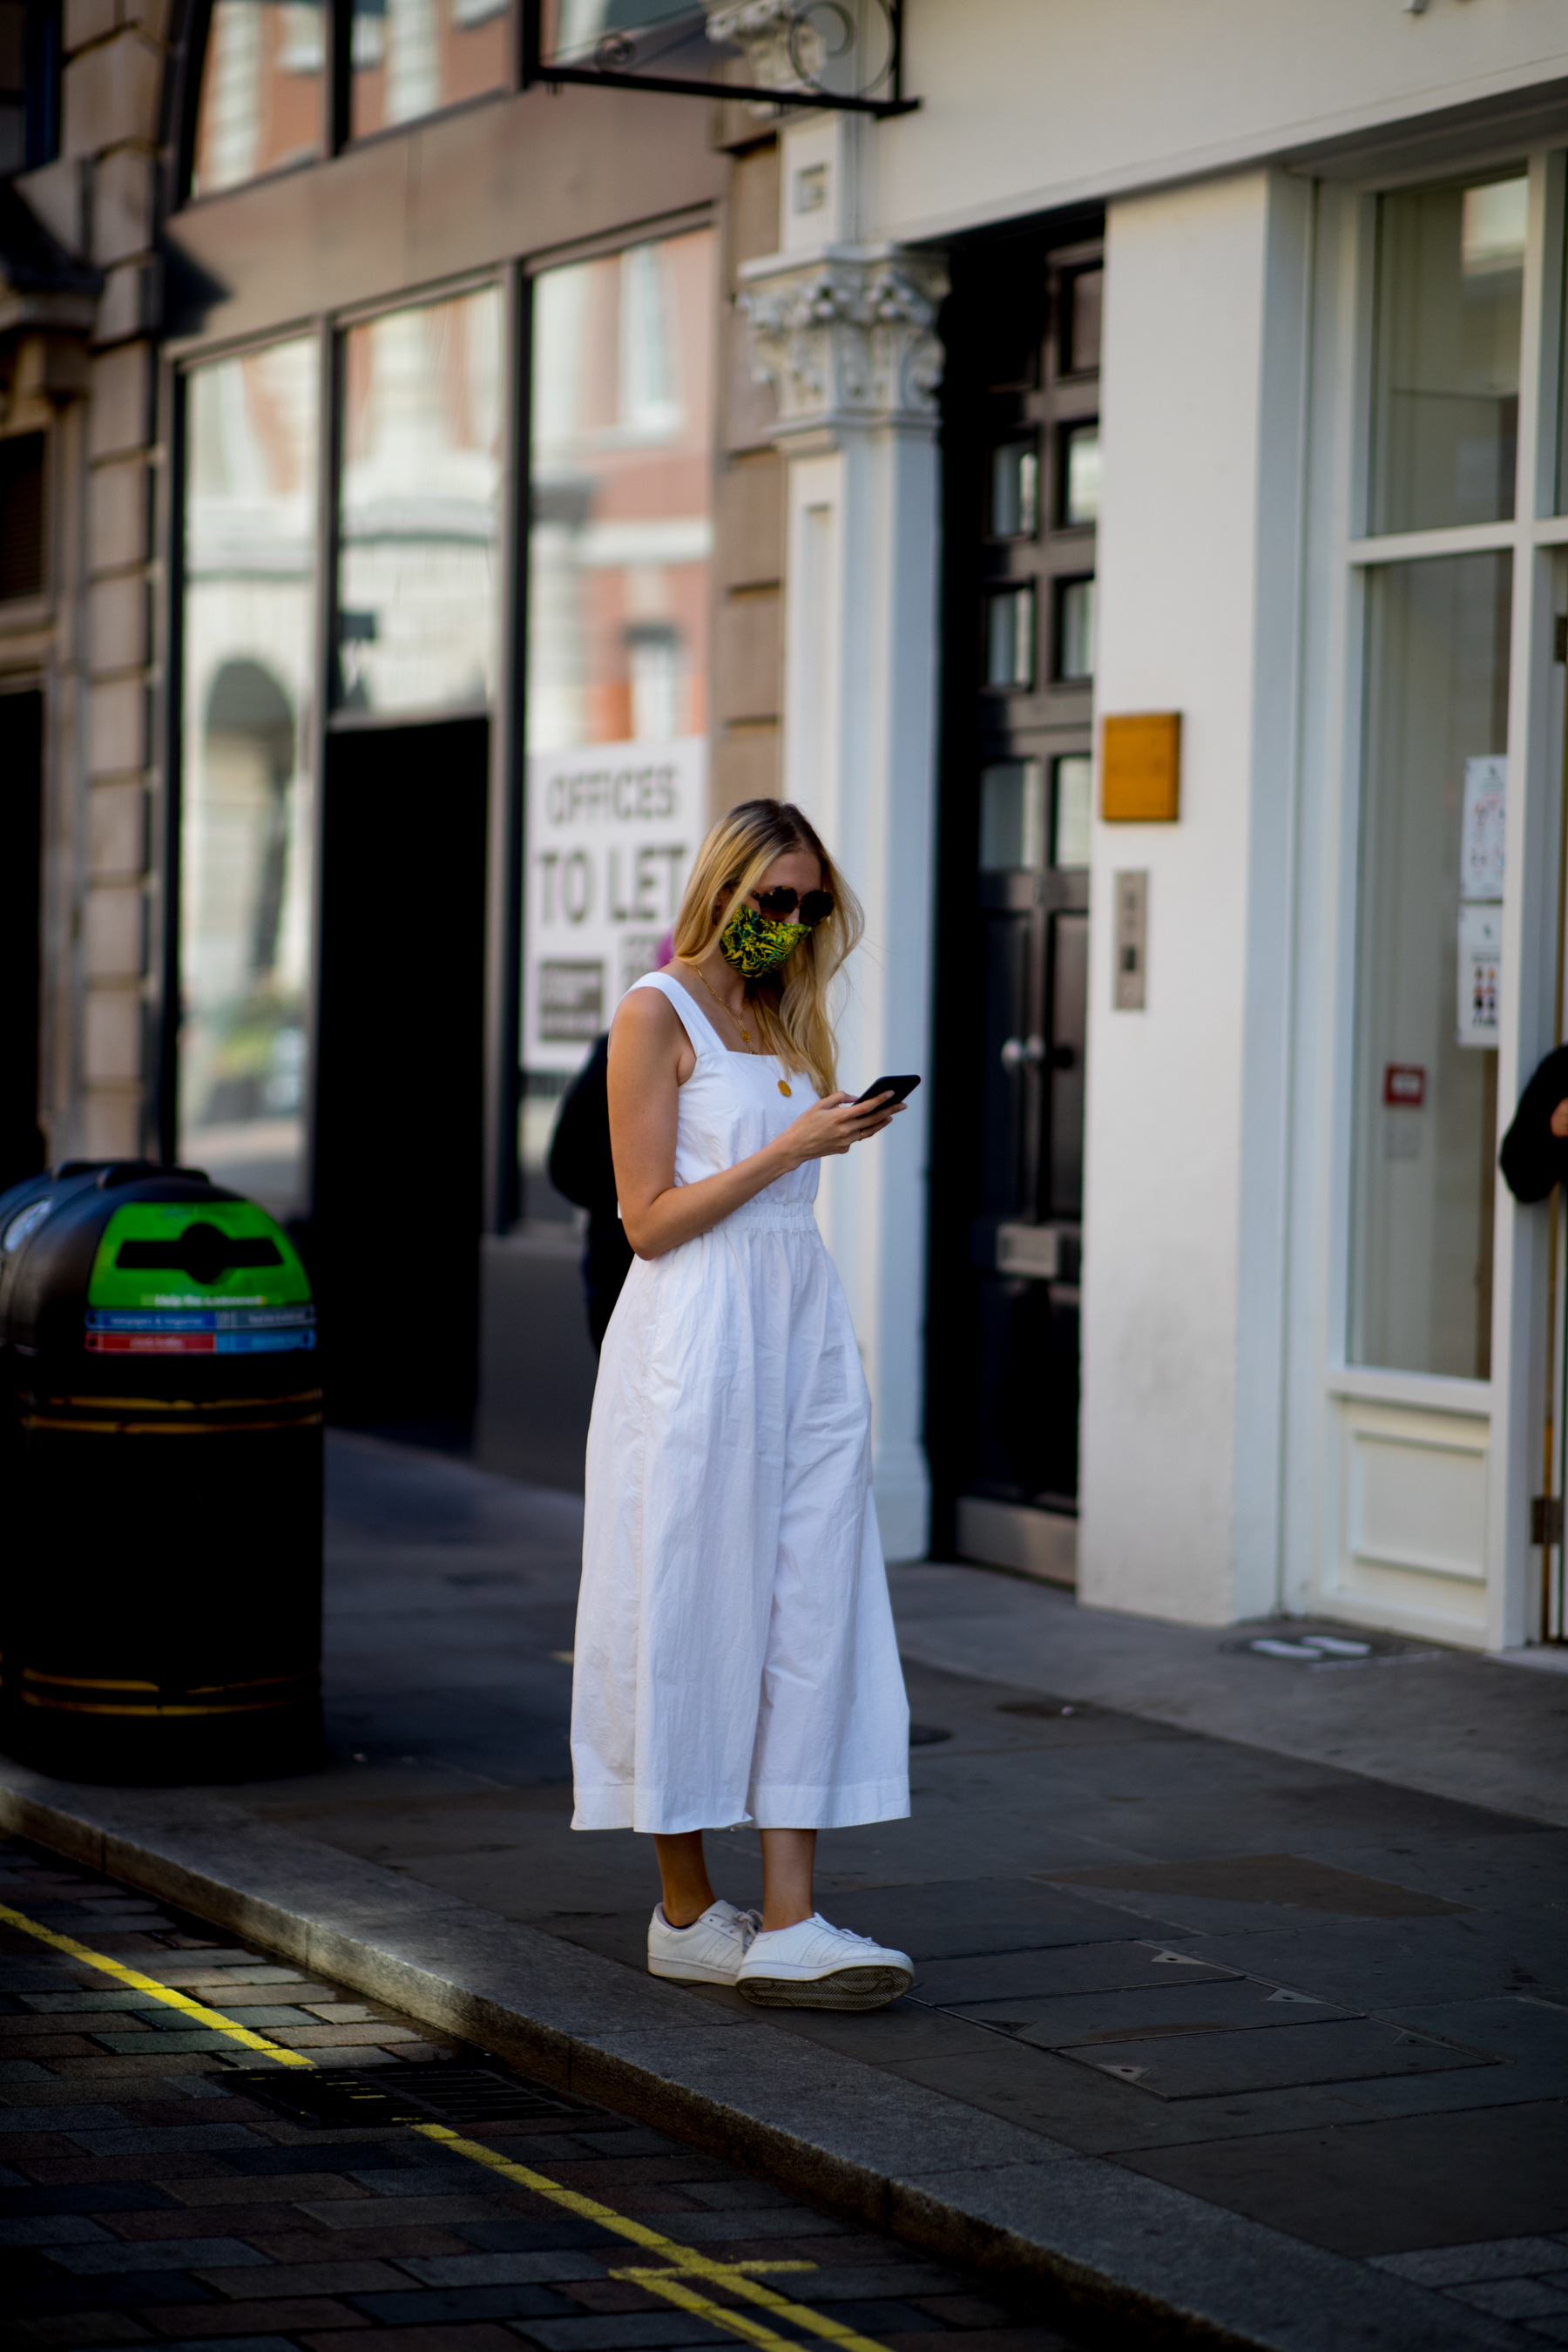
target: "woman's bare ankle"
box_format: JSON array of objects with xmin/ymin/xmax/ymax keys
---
[{"xmin": 759, "ymin": 1902, "xmax": 813, "ymax": 1933}]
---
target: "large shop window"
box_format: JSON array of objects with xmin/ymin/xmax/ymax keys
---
[
  {"xmin": 335, "ymin": 287, "xmax": 503, "ymax": 716},
  {"xmin": 1349, "ymin": 551, "xmax": 1511, "ymax": 1381},
  {"xmin": 520, "ymin": 227, "xmax": 714, "ymax": 1218},
  {"xmin": 192, "ymin": 0, "xmax": 328, "ymax": 193},
  {"xmin": 189, "ymin": 0, "xmax": 507, "ymax": 195},
  {"xmin": 179, "ymin": 336, "xmax": 320, "ymax": 1218}
]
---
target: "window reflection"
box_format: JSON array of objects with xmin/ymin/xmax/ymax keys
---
[
  {"xmin": 1060, "ymin": 422, "xmax": 1100, "ymax": 527},
  {"xmin": 350, "ymin": 0, "xmax": 508, "ymax": 139},
  {"xmin": 335, "ymin": 288, "xmax": 502, "ymax": 716},
  {"xmin": 979, "ymin": 761, "xmax": 1045, "ymax": 871},
  {"xmin": 1056, "ymin": 576, "xmax": 1094, "ymax": 680},
  {"xmin": 191, "ymin": 0, "xmax": 326, "ymax": 195},
  {"xmin": 1370, "ymin": 172, "xmax": 1526, "ymax": 536},
  {"xmin": 179, "ymin": 338, "xmax": 319, "ymax": 1218},
  {"xmin": 1350, "ymin": 552, "xmax": 1511, "ymax": 1378},
  {"xmin": 990, "ymin": 443, "xmax": 1037, "ymax": 539},
  {"xmin": 522, "ymin": 230, "xmax": 715, "ymax": 1220},
  {"xmin": 1063, "ymin": 267, "xmax": 1102, "ymax": 375},
  {"xmin": 1051, "ymin": 754, "xmax": 1092, "ymax": 868},
  {"xmin": 526, "ymin": 234, "xmax": 713, "ymax": 755},
  {"xmin": 984, "ymin": 586, "xmax": 1034, "ymax": 689}
]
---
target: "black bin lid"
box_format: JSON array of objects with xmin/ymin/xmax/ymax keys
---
[{"xmin": 0, "ymin": 1162, "xmax": 314, "ymax": 1361}]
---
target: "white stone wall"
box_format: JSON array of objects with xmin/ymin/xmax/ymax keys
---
[
  {"xmin": 872, "ymin": 0, "xmax": 1568, "ymax": 246},
  {"xmin": 1077, "ymin": 170, "xmax": 1313, "ymax": 1627}
]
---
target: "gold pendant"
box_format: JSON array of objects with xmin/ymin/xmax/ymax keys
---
[{"xmin": 778, "ymin": 1078, "xmax": 792, "ymax": 1097}]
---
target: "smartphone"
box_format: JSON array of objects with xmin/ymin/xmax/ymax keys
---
[{"xmin": 855, "ymin": 1074, "xmax": 921, "ymax": 1107}]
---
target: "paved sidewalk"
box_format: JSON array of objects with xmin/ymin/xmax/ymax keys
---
[{"xmin": 6, "ymin": 1432, "xmax": 1567, "ymax": 2347}]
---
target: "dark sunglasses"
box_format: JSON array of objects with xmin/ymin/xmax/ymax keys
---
[{"xmin": 752, "ymin": 886, "xmax": 834, "ymax": 924}]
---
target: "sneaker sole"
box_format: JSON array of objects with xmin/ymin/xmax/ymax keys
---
[
  {"xmin": 735, "ymin": 1964, "xmax": 912, "ymax": 2011},
  {"xmin": 648, "ymin": 1957, "xmax": 740, "ymax": 1985}
]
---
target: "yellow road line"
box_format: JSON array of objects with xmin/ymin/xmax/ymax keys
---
[
  {"xmin": 0, "ymin": 1899, "xmax": 314, "ymax": 2065},
  {"xmin": 0, "ymin": 1896, "xmax": 896, "ymax": 2352},
  {"xmin": 416, "ymin": 2124, "xmax": 896, "ymax": 2352}
]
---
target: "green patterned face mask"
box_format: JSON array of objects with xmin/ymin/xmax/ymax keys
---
[{"xmin": 720, "ymin": 902, "xmax": 808, "ymax": 978}]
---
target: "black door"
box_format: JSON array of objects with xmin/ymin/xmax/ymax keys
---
[
  {"xmin": 928, "ymin": 231, "xmax": 1102, "ymax": 1565},
  {"xmin": 314, "ymin": 715, "xmax": 489, "ymax": 1431},
  {"xmin": 0, "ymin": 689, "xmax": 46, "ymax": 1196}
]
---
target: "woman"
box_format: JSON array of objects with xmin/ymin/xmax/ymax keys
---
[{"xmin": 571, "ymin": 800, "xmax": 915, "ymax": 2011}]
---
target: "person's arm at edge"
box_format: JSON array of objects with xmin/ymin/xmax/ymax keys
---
[{"xmin": 1499, "ymin": 1044, "xmax": 1568, "ymax": 1205}]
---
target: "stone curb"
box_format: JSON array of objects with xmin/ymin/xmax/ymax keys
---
[{"xmin": 0, "ymin": 1765, "xmax": 1524, "ymax": 2352}]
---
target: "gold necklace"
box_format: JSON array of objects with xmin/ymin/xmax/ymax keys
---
[
  {"xmin": 690, "ymin": 963, "xmax": 792, "ymax": 1096},
  {"xmin": 692, "ymin": 961, "xmax": 752, "ymax": 1045}
]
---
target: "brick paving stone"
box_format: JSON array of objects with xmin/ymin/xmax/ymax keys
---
[
  {"xmin": 525, "ymin": 2161, "xmax": 729, "ymax": 2191},
  {"xmin": 244, "ymin": 2227, "xmax": 479, "ymax": 2262},
  {"xmin": 0, "ymin": 2184, "xmax": 184, "ymax": 2214},
  {"xmin": 297, "ymin": 2196, "xmax": 530, "ymax": 2229},
  {"xmin": 0, "ymin": 2214, "xmax": 115, "ymax": 2245},
  {"xmin": 143, "ymin": 2299, "xmax": 375, "ymax": 2335},
  {"xmin": 551, "ymin": 2280, "xmax": 668, "ymax": 2313},
  {"xmin": 168, "ymin": 2174, "xmax": 375, "ymax": 2205},
  {"xmin": 11, "ymin": 2315, "xmax": 157, "ymax": 2345},
  {"xmin": 50, "ymin": 2234, "xmax": 271, "ymax": 2271},
  {"xmin": 347, "ymin": 2286, "xmax": 582, "ymax": 2326},
  {"xmin": 880, "ymin": 2335, "xmax": 1078, "ymax": 2352},
  {"xmin": 510, "ymin": 2318, "xmax": 732, "ymax": 2349},
  {"xmin": 264, "ymin": 2024, "xmax": 426, "ymax": 2047},
  {"xmin": 193, "ymin": 2259, "xmax": 415, "ymax": 2295},
  {"xmin": 397, "ymin": 2254, "xmax": 610, "ymax": 2287},
  {"xmin": 910, "ymin": 2297, "xmax": 1016, "ymax": 2328},
  {"xmin": 299, "ymin": 2328, "xmax": 528, "ymax": 2352}
]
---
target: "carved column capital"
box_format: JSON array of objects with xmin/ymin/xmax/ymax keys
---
[{"xmin": 738, "ymin": 248, "xmax": 949, "ymax": 438}]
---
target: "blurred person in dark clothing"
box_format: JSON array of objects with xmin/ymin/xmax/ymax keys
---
[
  {"xmin": 1499, "ymin": 1043, "xmax": 1568, "ymax": 1203},
  {"xmin": 549, "ymin": 936, "xmax": 674, "ymax": 1348},
  {"xmin": 549, "ymin": 1034, "xmax": 635, "ymax": 1350}
]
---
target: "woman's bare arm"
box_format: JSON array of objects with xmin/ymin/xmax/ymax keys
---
[{"xmin": 607, "ymin": 990, "xmax": 901, "ymax": 1260}]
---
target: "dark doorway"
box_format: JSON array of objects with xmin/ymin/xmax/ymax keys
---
[
  {"xmin": 314, "ymin": 715, "xmax": 489, "ymax": 1435},
  {"xmin": 0, "ymin": 688, "xmax": 47, "ymax": 1196},
  {"xmin": 927, "ymin": 227, "xmax": 1102, "ymax": 1577}
]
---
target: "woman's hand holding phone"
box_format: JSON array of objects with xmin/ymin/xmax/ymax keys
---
[{"xmin": 781, "ymin": 1087, "xmax": 908, "ymax": 1165}]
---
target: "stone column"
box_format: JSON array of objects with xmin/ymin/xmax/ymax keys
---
[
  {"xmin": 16, "ymin": 0, "xmax": 168, "ymax": 1164},
  {"xmin": 739, "ymin": 238, "xmax": 947, "ymax": 1563}
]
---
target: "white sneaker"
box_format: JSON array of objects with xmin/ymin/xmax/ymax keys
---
[
  {"xmin": 647, "ymin": 1898, "xmax": 760, "ymax": 1985},
  {"xmin": 734, "ymin": 1914, "xmax": 913, "ymax": 2011}
]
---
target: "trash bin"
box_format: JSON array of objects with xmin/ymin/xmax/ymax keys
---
[{"xmin": 0, "ymin": 1159, "xmax": 322, "ymax": 1782}]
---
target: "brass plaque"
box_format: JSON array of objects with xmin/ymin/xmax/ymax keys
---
[{"xmin": 1102, "ymin": 712, "xmax": 1180, "ymax": 822}]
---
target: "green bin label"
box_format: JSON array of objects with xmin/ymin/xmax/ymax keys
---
[{"xmin": 88, "ymin": 1203, "xmax": 312, "ymax": 1312}]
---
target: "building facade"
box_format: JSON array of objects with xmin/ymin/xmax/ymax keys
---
[{"xmin": 4, "ymin": 0, "xmax": 1568, "ymax": 1654}]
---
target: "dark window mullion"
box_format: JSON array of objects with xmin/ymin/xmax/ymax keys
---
[{"xmin": 328, "ymin": 0, "xmax": 354, "ymax": 153}]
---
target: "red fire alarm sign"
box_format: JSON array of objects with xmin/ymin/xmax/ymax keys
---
[{"xmin": 1383, "ymin": 1064, "xmax": 1426, "ymax": 1108}]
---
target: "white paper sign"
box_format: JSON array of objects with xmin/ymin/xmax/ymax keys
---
[
  {"xmin": 1460, "ymin": 755, "xmax": 1505, "ymax": 902},
  {"xmin": 524, "ymin": 737, "xmax": 704, "ymax": 1074},
  {"xmin": 1456, "ymin": 902, "xmax": 1503, "ymax": 1048}
]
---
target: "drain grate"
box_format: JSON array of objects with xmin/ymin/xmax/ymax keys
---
[{"xmin": 223, "ymin": 2061, "xmax": 581, "ymax": 2130}]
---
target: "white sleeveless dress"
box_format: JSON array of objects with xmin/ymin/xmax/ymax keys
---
[{"xmin": 570, "ymin": 971, "xmax": 910, "ymax": 1835}]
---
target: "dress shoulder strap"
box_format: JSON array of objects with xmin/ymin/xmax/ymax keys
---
[{"xmin": 626, "ymin": 970, "xmax": 723, "ymax": 1057}]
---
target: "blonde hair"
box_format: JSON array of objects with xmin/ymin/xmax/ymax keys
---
[{"xmin": 672, "ymin": 801, "xmax": 862, "ymax": 1095}]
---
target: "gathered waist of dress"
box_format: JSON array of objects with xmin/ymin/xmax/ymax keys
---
[{"xmin": 718, "ymin": 1197, "xmax": 819, "ymax": 1233}]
